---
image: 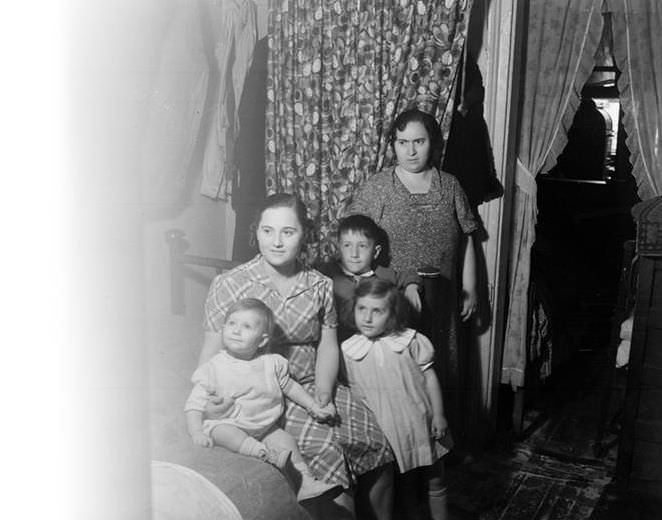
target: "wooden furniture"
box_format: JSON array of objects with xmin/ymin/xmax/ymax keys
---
[
  {"xmin": 165, "ymin": 229, "xmax": 238, "ymax": 315},
  {"xmin": 615, "ymin": 196, "xmax": 662, "ymax": 499},
  {"xmin": 593, "ymin": 239, "xmax": 636, "ymax": 458}
]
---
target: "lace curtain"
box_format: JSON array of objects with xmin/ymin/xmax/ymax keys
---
[
  {"xmin": 610, "ymin": 0, "xmax": 662, "ymax": 200},
  {"xmin": 265, "ymin": 0, "xmax": 472, "ymax": 261},
  {"xmin": 501, "ymin": 0, "xmax": 604, "ymax": 388}
]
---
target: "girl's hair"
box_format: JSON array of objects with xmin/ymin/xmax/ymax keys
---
[
  {"xmin": 351, "ymin": 278, "xmax": 409, "ymax": 336},
  {"xmin": 225, "ymin": 298, "xmax": 275, "ymax": 339},
  {"xmin": 249, "ymin": 193, "xmax": 316, "ymax": 250},
  {"xmin": 387, "ymin": 108, "xmax": 443, "ymax": 168}
]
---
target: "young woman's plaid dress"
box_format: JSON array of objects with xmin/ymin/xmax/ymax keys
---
[{"xmin": 204, "ymin": 255, "xmax": 393, "ymax": 488}]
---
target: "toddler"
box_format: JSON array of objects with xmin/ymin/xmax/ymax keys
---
[
  {"xmin": 185, "ymin": 298, "xmax": 336, "ymax": 502},
  {"xmin": 341, "ymin": 278, "xmax": 453, "ymax": 520},
  {"xmin": 318, "ymin": 214, "xmax": 421, "ymax": 344}
]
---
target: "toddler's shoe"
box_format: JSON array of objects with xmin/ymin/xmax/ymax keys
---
[
  {"xmin": 264, "ymin": 448, "xmax": 292, "ymax": 471},
  {"xmin": 297, "ymin": 475, "xmax": 336, "ymax": 502},
  {"xmin": 293, "ymin": 462, "xmax": 336, "ymax": 502}
]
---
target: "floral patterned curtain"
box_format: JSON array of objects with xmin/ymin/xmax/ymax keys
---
[
  {"xmin": 265, "ymin": 0, "xmax": 472, "ymax": 261},
  {"xmin": 609, "ymin": 0, "xmax": 662, "ymax": 200},
  {"xmin": 501, "ymin": 0, "xmax": 604, "ymax": 388}
]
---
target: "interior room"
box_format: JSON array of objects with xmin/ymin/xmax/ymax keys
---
[{"xmin": 66, "ymin": 1, "xmax": 662, "ymax": 519}]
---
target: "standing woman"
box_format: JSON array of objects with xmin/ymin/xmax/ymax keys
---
[
  {"xmin": 347, "ymin": 108, "xmax": 479, "ymax": 443},
  {"xmin": 199, "ymin": 193, "xmax": 395, "ymax": 520}
]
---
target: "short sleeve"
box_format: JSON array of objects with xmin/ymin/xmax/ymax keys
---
[
  {"xmin": 271, "ymin": 354, "xmax": 292, "ymax": 390},
  {"xmin": 451, "ymin": 175, "xmax": 479, "ymax": 234},
  {"xmin": 409, "ymin": 332, "xmax": 435, "ymax": 372},
  {"xmin": 346, "ymin": 175, "xmax": 385, "ymax": 223},
  {"xmin": 203, "ymin": 274, "xmax": 238, "ymax": 332},
  {"xmin": 321, "ymin": 277, "xmax": 338, "ymax": 328},
  {"xmin": 394, "ymin": 268, "xmax": 421, "ymax": 288}
]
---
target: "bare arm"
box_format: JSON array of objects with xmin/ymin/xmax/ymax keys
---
[
  {"xmin": 423, "ymin": 368, "xmax": 448, "ymax": 439},
  {"xmin": 284, "ymin": 380, "xmax": 336, "ymax": 421},
  {"xmin": 460, "ymin": 233, "xmax": 478, "ymax": 322},
  {"xmin": 314, "ymin": 326, "xmax": 340, "ymax": 406},
  {"xmin": 186, "ymin": 410, "xmax": 212, "ymax": 447}
]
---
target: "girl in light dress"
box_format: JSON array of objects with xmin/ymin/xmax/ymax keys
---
[{"xmin": 341, "ymin": 278, "xmax": 453, "ymax": 520}]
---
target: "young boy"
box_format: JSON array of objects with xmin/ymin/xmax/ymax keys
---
[
  {"xmin": 185, "ymin": 298, "xmax": 336, "ymax": 502},
  {"xmin": 318, "ymin": 214, "xmax": 422, "ymax": 344}
]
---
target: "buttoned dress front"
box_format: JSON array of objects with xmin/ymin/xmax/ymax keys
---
[{"xmin": 204, "ymin": 255, "xmax": 393, "ymax": 488}]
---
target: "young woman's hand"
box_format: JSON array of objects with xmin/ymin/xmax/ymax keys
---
[
  {"xmin": 460, "ymin": 288, "xmax": 478, "ymax": 322},
  {"xmin": 431, "ymin": 414, "xmax": 449, "ymax": 440},
  {"xmin": 191, "ymin": 431, "xmax": 213, "ymax": 447},
  {"xmin": 404, "ymin": 283, "xmax": 422, "ymax": 313},
  {"xmin": 309, "ymin": 402, "xmax": 337, "ymax": 423}
]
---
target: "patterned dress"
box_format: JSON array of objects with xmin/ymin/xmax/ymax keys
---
[
  {"xmin": 348, "ymin": 167, "xmax": 478, "ymax": 438},
  {"xmin": 204, "ymin": 255, "xmax": 394, "ymax": 488}
]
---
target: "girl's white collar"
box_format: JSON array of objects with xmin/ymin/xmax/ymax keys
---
[{"xmin": 341, "ymin": 328, "xmax": 416, "ymax": 361}]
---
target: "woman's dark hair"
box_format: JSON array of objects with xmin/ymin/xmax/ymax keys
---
[
  {"xmin": 351, "ymin": 278, "xmax": 409, "ymax": 337},
  {"xmin": 387, "ymin": 108, "xmax": 443, "ymax": 168},
  {"xmin": 225, "ymin": 297, "xmax": 275, "ymax": 340},
  {"xmin": 249, "ymin": 193, "xmax": 316, "ymax": 250}
]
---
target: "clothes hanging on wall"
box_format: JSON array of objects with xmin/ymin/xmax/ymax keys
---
[
  {"xmin": 442, "ymin": 52, "xmax": 501, "ymax": 210},
  {"xmin": 141, "ymin": 0, "xmax": 257, "ymax": 204},
  {"xmin": 200, "ymin": 0, "xmax": 257, "ymax": 200}
]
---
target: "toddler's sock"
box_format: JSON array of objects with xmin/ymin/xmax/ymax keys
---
[
  {"xmin": 238, "ymin": 437, "xmax": 291, "ymax": 470},
  {"xmin": 238, "ymin": 437, "xmax": 267, "ymax": 458}
]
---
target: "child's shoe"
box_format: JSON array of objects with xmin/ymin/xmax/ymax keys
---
[
  {"xmin": 263, "ymin": 448, "xmax": 292, "ymax": 471},
  {"xmin": 294, "ymin": 464, "xmax": 336, "ymax": 502}
]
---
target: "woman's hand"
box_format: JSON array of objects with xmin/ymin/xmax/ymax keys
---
[
  {"xmin": 204, "ymin": 392, "xmax": 236, "ymax": 420},
  {"xmin": 460, "ymin": 288, "xmax": 478, "ymax": 322},
  {"xmin": 431, "ymin": 414, "xmax": 449, "ymax": 441},
  {"xmin": 191, "ymin": 431, "xmax": 213, "ymax": 447},
  {"xmin": 308, "ymin": 402, "xmax": 337, "ymax": 423},
  {"xmin": 404, "ymin": 283, "xmax": 422, "ymax": 313}
]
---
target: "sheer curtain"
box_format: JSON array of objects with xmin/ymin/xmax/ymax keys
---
[
  {"xmin": 610, "ymin": 0, "xmax": 662, "ymax": 200},
  {"xmin": 265, "ymin": 0, "xmax": 472, "ymax": 260},
  {"xmin": 501, "ymin": 0, "xmax": 604, "ymax": 388}
]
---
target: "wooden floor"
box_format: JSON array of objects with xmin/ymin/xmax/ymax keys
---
[{"xmin": 445, "ymin": 349, "xmax": 620, "ymax": 520}]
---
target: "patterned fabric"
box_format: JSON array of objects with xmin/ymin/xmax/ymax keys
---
[
  {"xmin": 610, "ymin": 0, "xmax": 662, "ymax": 200},
  {"xmin": 203, "ymin": 255, "xmax": 393, "ymax": 487},
  {"xmin": 347, "ymin": 167, "xmax": 477, "ymax": 439},
  {"xmin": 502, "ymin": 0, "xmax": 603, "ymax": 388},
  {"xmin": 348, "ymin": 167, "xmax": 478, "ymax": 276},
  {"xmin": 204, "ymin": 255, "xmax": 337, "ymax": 383},
  {"xmin": 265, "ymin": 0, "xmax": 472, "ymax": 262},
  {"xmin": 284, "ymin": 381, "xmax": 393, "ymax": 487}
]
